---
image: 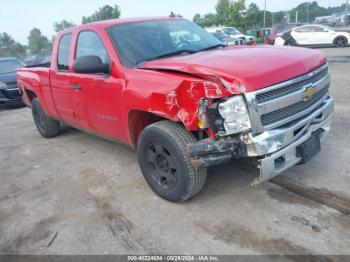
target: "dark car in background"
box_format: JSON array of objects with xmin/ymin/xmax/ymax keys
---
[
  {"xmin": 0, "ymin": 57, "xmax": 25, "ymax": 107},
  {"xmin": 210, "ymin": 32, "xmax": 245, "ymax": 46},
  {"xmin": 264, "ymin": 23, "xmax": 303, "ymax": 45}
]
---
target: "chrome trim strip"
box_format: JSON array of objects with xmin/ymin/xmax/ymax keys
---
[
  {"xmin": 5, "ymin": 88, "xmax": 19, "ymax": 91},
  {"xmin": 257, "ymin": 75, "xmax": 330, "ymax": 115},
  {"xmin": 253, "ymin": 63, "xmax": 328, "ymax": 96}
]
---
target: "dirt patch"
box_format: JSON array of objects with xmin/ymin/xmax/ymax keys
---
[
  {"xmin": 79, "ymin": 168, "xmax": 161, "ymax": 253},
  {"xmin": 196, "ymin": 220, "xmax": 312, "ymax": 255},
  {"xmin": 327, "ymin": 56, "xmax": 350, "ymax": 64},
  {"xmin": 0, "ymin": 217, "xmax": 57, "ymax": 254},
  {"xmin": 267, "ymin": 186, "xmax": 322, "ymax": 210},
  {"xmin": 290, "ymin": 216, "xmax": 321, "ymax": 233},
  {"xmin": 271, "ymin": 177, "xmax": 350, "ymax": 215}
]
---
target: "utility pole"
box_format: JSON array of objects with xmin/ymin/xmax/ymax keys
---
[
  {"xmin": 306, "ymin": 4, "xmax": 309, "ymax": 23},
  {"xmin": 346, "ymin": 0, "xmax": 349, "ymax": 25},
  {"xmin": 296, "ymin": 11, "xmax": 298, "ymax": 23},
  {"xmin": 263, "ymin": 0, "xmax": 267, "ymax": 28}
]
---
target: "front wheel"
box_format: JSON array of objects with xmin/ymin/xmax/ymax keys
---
[
  {"xmin": 137, "ymin": 121, "xmax": 207, "ymax": 203},
  {"xmin": 334, "ymin": 37, "xmax": 347, "ymax": 48}
]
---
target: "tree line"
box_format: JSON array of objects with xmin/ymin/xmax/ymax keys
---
[
  {"xmin": 0, "ymin": 5, "xmax": 121, "ymax": 60},
  {"xmin": 193, "ymin": 0, "xmax": 349, "ymax": 30},
  {"xmin": 1, "ymin": 1, "xmax": 349, "ymax": 60}
]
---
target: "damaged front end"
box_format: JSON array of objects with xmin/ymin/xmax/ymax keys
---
[
  {"xmin": 187, "ymin": 137, "xmax": 247, "ymax": 169},
  {"xmin": 187, "ymin": 64, "xmax": 334, "ymax": 185}
]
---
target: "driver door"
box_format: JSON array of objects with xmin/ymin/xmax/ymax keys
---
[{"xmin": 68, "ymin": 30, "xmax": 124, "ymax": 140}]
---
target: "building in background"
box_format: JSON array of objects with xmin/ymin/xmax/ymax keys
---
[{"xmin": 315, "ymin": 11, "xmax": 350, "ymax": 26}]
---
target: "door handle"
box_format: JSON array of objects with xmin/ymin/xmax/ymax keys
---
[{"xmin": 70, "ymin": 85, "xmax": 81, "ymax": 90}]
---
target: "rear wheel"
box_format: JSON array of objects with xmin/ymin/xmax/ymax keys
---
[
  {"xmin": 137, "ymin": 121, "xmax": 207, "ymax": 203},
  {"xmin": 32, "ymin": 98, "xmax": 60, "ymax": 138},
  {"xmin": 334, "ymin": 37, "xmax": 347, "ymax": 48}
]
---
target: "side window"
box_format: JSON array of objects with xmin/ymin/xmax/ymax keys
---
[
  {"xmin": 75, "ymin": 31, "xmax": 109, "ymax": 64},
  {"xmin": 295, "ymin": 26, "xmax": 313, "ymax": 33},
  {"xmin": 57, "ymin": 34, "xmax": 72, "ymax": 71},
  {"xmin": 313, "ymin": 26, "xmax": 327, "ymax": 32}
]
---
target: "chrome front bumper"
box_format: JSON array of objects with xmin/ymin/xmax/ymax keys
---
[{"xmin": 249, "ymin": 96, "xmax": 334, "ymax": 185}]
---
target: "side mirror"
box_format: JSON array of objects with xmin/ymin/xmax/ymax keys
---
[{"xmin": 73, "ymin": 55, "xmax": 110, "ymax": 74}]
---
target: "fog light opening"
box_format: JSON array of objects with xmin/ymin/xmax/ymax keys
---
[{"xmin": 274, "ymin": 156, "xmax": 285, "ymax": 168}]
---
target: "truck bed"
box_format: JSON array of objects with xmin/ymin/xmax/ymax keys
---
[{"xmin": 17, "ymin": 66, "xmax": 58, "ymax": 117}]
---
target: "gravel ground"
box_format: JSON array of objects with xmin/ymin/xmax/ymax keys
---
[{"xmin": 0, "ymin": 47, "xmax": 350, "ymax": 255}]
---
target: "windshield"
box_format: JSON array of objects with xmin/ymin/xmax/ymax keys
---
[
  {"xmin": 212, "ymin": 32, "xmax": 226, "ymax": 40},
  {"xmin": 108, "ymin": 19, "xmax": 222, "ymax": 67},
  {"xmin": 0, "ymin": 59, "xmax": 23, "ymax": 74},
  {"xmin": 223, "ymin": 27, "xmax": 240, "ymax": 35}
]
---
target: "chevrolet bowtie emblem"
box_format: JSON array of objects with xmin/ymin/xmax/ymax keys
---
[{"xmin": 303, "ymin": 86, "xmax": 316, "ymax": 102}]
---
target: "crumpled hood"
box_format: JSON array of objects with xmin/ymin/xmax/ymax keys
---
[{"xmin": 140, "ymin": 45, "xmax": 326, "ymax": 93}]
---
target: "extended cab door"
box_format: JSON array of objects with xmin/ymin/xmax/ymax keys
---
[
  {"xmin": 67, "ymin": 30, "xmax": 124, "ymax": 140},
  {"xmin": 50, "ymin": 33, "xmax": 79, "ymax": 125}
]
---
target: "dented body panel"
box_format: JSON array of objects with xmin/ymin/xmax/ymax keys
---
[{"xmin": 140, "ymin": 45, "xmax": 326, "ymax": 92}]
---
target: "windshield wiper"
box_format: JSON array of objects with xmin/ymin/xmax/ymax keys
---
[
  {"xmin": 198, "ymin": 43, "xmax": 226, "ymax": 52},
  {"xmin": 136, "ymin": 49, "xmax": 197, "ymax": 67}
]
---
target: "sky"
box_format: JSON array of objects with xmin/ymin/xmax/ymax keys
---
[{"xmin": 0, "ymin": 0, "xmax": 346, "ymax": 44}]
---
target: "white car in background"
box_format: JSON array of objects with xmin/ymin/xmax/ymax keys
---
[
  {"xmin": 208, "ymin": 27, "xmax": 255, "ymax": 44},
  {"xmin": 274, "ymin": 24, "xmax": 350, "ymax": 47},
  {"xmin": 221, "ymin": 27, "xmax": 255, "ymax": 44},
  {"xmin": 206, "ymin": 28, "xmax": 244, "ymax": 46}
]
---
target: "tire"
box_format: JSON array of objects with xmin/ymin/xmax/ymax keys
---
[
  {"xmin": 32, "ymin": 98, "xmax": 60, "ymax": 138},
  {"xmin": 334, "ymin": 37, "xmax": 347, "ymax": 48},
  {"xmin": 137, "ymin": 121, "xmax": 207, "ymax": 203}
]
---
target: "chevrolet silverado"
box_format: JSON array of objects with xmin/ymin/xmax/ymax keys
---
[{"xmin": 17, "ymin": 17, "xmax": 334, "ymax": 202}]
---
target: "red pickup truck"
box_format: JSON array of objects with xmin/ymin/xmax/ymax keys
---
[{"xmin": 17, "ymin": 17, "xmax": 334, "ymax": 202}]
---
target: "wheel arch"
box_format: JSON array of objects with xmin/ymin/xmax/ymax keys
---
[
  {"xmin": 127, "ymin": 110, "xmax": 171, "ymax": 147},
  {"xmin": 22, "ymin": 88, "xmax": 37, "ymax": 107},
  {"xmin": 25, "ymin": 89, "xmax": 37, "ymax": 102},
  {"xmin": 333, "ymin": 35, "xmax": 348, "ymax": 45}
]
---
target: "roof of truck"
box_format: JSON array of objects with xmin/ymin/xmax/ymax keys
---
[{"xmin": 59, "ymin": 17, "xmax": 184, "ymax": 34}]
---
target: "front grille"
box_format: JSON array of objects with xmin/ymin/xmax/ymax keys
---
[
  {"xmin": 256, "ymin": 66, "xmax": 328, "ymax": 104},
  {"xmin": 261, "ymin": 84, "xmax": 329, "ymax": 126}
]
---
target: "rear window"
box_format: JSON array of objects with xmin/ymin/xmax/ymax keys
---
[{"xmin": 57, "ymin": 33, "xmax": 72, "ymax": 71}]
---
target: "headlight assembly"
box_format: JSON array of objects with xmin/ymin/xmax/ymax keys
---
[{"xmin": 218, "ymin": 96, "xmax": 251, "ymax": 135}]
